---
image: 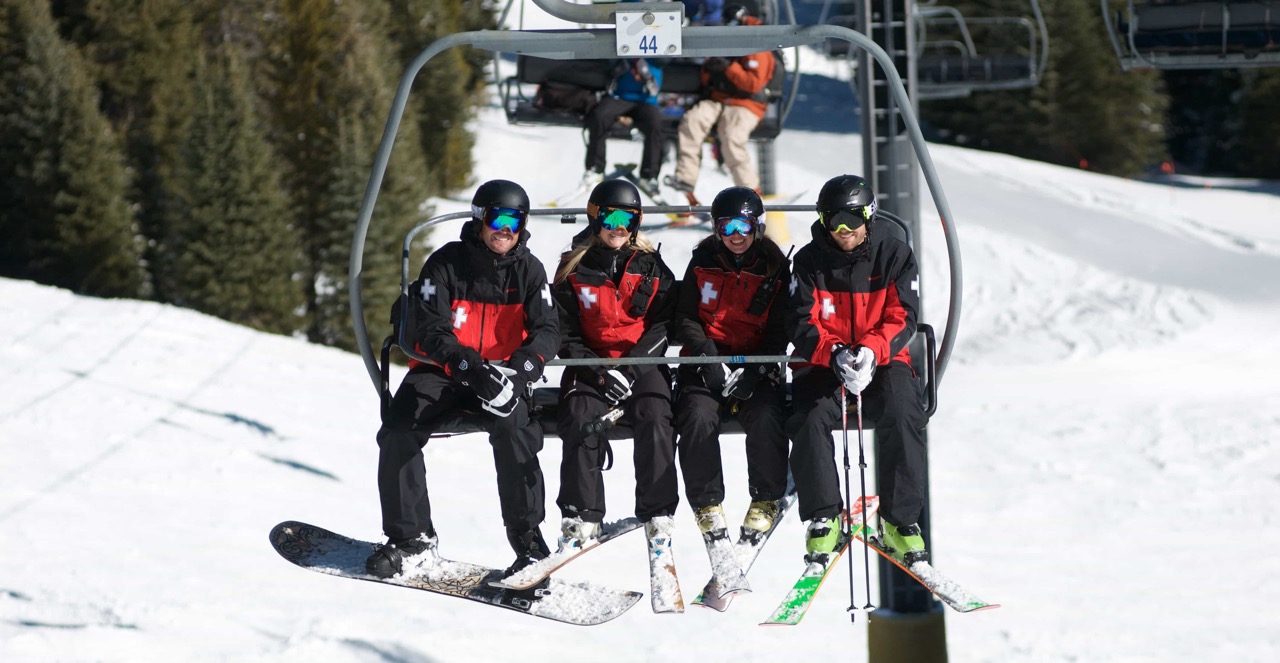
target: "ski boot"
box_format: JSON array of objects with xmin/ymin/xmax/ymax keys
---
[
  {"xmin": 740, "ymin": 499, "xmax": 782, "ymax": 545},
  {"xmin": 880, "ymin": 520, "xmax": 929, "ymax": 565},
  {"xmin": 802, "ymin": 517, "xmax": 841, "ymax": 572},
  {"xmin": 556, "ymin": 516, "xmax": 602, "ymax": 553},
  {"xmin": 694, "ymin": 504, "xmax": 731, "ymax": 545},
  {"xmin": 365, "ymin": 531, "xmax": 439, "ymax": 578},
  {"xmin": 502, "ymin": 525, "xmax": 551, "ymax": 579}
]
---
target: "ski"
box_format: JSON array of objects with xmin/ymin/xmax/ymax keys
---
[
  {"xmin": 613, "ymin": 164, "xmax": 695, "ymax": 225},
  {"xmin": 489, "ymin": 516, "xmax": 642, "ymax": 590},
  {"xmin": 269, "ymin": 521, "xmax": 642, "ymax": 627},
  {"xmin": 692, "ymin": 490, "xmax": 798, "ymax": 612},
  {"xmin": 644, "ymin": 516, "xmax": 685, "ymax": 613},
  {"xmin": 855, "ymin": 532, "xmax": 1000, "ymax": 614},
  {"xmin": 759, "ymin": 496, "xmax": 880, "ymax": 626}
]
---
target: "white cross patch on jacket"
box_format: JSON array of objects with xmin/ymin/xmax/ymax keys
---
[
  {"xmin": 452, "ymin": 306, "xmax": 468, "ymax": 328},
  {"xmin": 578, "ymin": 287, "xmax": 597, "ymax": 310},
  {"xmin": 700, "ymin": 280, "xmax": 719, "ymax": 305},
  {"xmin": 420, "ymin": 279, "xmax": 436, "ymax": 302},
  {"xmin": 822, "ymin": 297, "xmax": 835, "ymax": 319}
]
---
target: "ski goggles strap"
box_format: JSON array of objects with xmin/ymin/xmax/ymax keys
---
[
  {"xmin": 482, "ymin": 206, "xmax": 527, "ymax": 233},
  {"xmin": 599, "ymin": 206, "xmax": 641, "ymax": 232},
  {"xmin": 716, "ymin": 214, "xmax": 758, "ymax": 237},
  {"xmin": 820, "ymin": 206, "xmax": 872, "ymax": 233}
]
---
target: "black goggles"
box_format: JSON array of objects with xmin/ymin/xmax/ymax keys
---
[
  {"xmin": 480, "ymin": 206, "xmax": 527, "ymax": 233},
  {"xmin": 597, "ymin": 206, "xmax": 641, "ymax": 233},
  {"xmin": 716, "ymin": 214, "xmax": 758, "ymax": 237},
  {"xmin": 820, "ymin": 206, "xmax": 872, "ymax": 233}
]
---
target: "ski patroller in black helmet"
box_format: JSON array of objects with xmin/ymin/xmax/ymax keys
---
[
  {"xmin": 816, "ymin": 174, "xmax": 878, "ymax": 232},
  {"xmin": 710, "ymin": 186, "xmax": 767, "ymax": 240},
  {"xmin": 586, "ymin": 179, "xmax": 644, "ymax": 241},
  {"xmin": 471, "ymin": 179, "xmax": 531, "ymax": 233}
]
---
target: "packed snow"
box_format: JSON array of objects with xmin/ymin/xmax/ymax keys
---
[{"xmin": 3, "ymin": 6, "xmax": 1280, "ymax": 661}]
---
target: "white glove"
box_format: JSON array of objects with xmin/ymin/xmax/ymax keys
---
[
  {"xmin": 598, "ymin": 369, "xmax": 634, "ymax": 406},
  {"xmin": 479, "ymin": 366, "xmax": 519, "ymax": 417},
  {"xmin": 832, "ymin": 345, "xmax": 876, "ymax": 394}
]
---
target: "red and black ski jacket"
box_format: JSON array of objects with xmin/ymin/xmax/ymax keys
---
[
  {"xmin": 674, "ymin": 236, "xmax": 790, "ymax": 357},
  {"xmin": 787, "ymin": 220, "xmax": 919, "ymax": 370},
  {"xmin": 408, "ymin": 220, "xmax": 559, "ymax": 382},
  {"xmin": 553, "ymin": 244, "xmax": 675, "ymax": 378}
]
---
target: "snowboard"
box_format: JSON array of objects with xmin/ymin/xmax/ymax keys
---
[
  {"xmin": 692, "ymin": 490, "xmax": 798, "ymax": 612},
  {"xmin": 490, "ymin": 516, "xmax": 643, "ymax": 590},
  {"xmin": 759, "ymin": 496, "xmax": 880, "ymax": 626},
  {"xmin": 269, "ymin": 521, "xmax": 642, "ymax": 626}
]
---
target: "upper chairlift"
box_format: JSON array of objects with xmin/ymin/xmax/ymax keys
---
[
  {"xmin": 812, "ymin": 0, "xmax": 1048, "ymax": 99},
  {"xmin": 348, "ymin": 0, "xmax": 964, "ymax": 437},
  {"xmin": 495, "ymin": 0, "xmax": 803, "ymax": 144},
  {"xmin": 1102, "ymin": 0, "xmax": 1280, "ymax": 70}
]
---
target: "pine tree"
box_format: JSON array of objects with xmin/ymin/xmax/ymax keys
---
[
  {"xmin": 170, "ymin": 45, "xmax": 304, "ymax": 334},
  {"xmin": 383, "ymin": 0, "xmax": 496, "ymax": 195},
  {"xmin": 261, "ymin": 0, "xmax": 431, "ymax": 350},
  {"xmin": 56, "ymin": 0, "xmax": 199, "ymax": 301},
  {"xmin": 0, "ymin": 0, "xmax": 144, "ymax": 296},
  {"xmin": 1237, "ymin": 70, "xmax": 1280, "ymax": 179}
]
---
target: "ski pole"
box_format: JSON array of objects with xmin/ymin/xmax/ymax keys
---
[
  {"xmin": 856, "ymin": 392, "xmax": 874, "ymax": 610},
  {"xmin": 840, "ymin": 386, "xmax": 858, "ymax": 623}
]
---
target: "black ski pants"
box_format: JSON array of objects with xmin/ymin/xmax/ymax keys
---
[
  {"xmin": 674, "ymin": 367, "xmax": 789, "ymax": 510},
  {"xmin": 584, "ymin": 97, "xmax": 666, "ymax": 180},
  {"xmin": 376, "ymin": 367, "xmax": 545, "ymax": 541},
  {"xmin": 557, "ymin": 367, "xmax": 678, "ymax": 523},
  {"xmin": 786, "ymin": 362, "xmax": 927, "ymax": 527}
]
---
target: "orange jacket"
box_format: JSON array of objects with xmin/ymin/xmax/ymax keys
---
[{"xmin": 701, "ymin": 48, "xmax": 775, "ymax": 119}]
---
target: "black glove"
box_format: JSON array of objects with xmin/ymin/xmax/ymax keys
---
[
  {"xmin": 723, "ymin": 364, "xmax": 764, "ymax": 400},
  {"xmin": 704, "ymin": 57, "xmax": 730, "ymax": 74},
  {"xmin": 699, "ymin": 362, "xmax": 731, "ymax": 393},
  {"xmin": 596, "ymin": 367, "xmax": 634, "ymax": 406},
  {"xmin": 507, "ymin": 349, "xmax": 545, "ymax": 384},
  {"xmin": 465, "ymin": 363, "xmax": 514, "ymax": 404}
]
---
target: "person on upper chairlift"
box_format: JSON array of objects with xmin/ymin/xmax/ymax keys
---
[
  {"xmin": 786, "ymin": 174, "xmax": 929, "ymax": 569},
  {"xmin": 551, "ymin": 180, "xmax": 679, "ymax": 586},
  {"xmin": 583, "ymin": 58, "xmax": 666, "ymax": 192},
  {"xmin": 365, "ymin": 180, "xmax": 560, "ymax": 581},
  {"xmin": 672, "ymin": 186, "xmax": 792, "ymax": 557},
  {"xmin": 665, "ymin": 3, "xmax": 775, "ymax": 196}
]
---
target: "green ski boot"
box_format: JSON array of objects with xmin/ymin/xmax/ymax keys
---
[
  {"xmin": 803, "ymin": 517, "xmax": 841, "ymax": 567},
  {"xmin": 881, "ymin": 520, "xmax": 929, "ymax": 565}
]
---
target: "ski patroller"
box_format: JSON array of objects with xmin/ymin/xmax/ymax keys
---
[
  {"xmin": 269, "ymin": 521, "xmax": 642, "ymax": 626},
  {"xmin": 692, "ymin": 490, "xmax": 798, "ymax": 612},
  {"xmin": 490, "ymin": 517, "xmax": 643, "ymax": 591},
  {"xmin": 760, "ymin": 496, "xmax": 880, "ymax": 626}
]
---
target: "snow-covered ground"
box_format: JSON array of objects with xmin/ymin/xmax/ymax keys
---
[{"xmin": 4, "ymin": 6, "xmax": 1280, "ymax": 662}]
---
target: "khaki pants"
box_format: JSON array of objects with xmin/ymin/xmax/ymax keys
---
[{"xmin": 674, "ymin": 99, "xmax": 760, "ymax": 191}]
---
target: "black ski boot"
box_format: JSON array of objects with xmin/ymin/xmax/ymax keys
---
[
  {"xmin": 365, "ymin": 531, "xmax": 438, "ymax": 579},
  {"xmin": 502, "ymin": 526, "xmax": 551, "ymax": 579}
]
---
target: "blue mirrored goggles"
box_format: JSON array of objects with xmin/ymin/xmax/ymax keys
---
[
  {"xmin": 482, "ymin": 206, "xmax": 527, "ymax": 233},
  {"xmin": 599, "ymin": 206, "xmax": 641, "ymax": 232},
  {"xmin": 820, "ymin": 207, "xmax": 870, "ymax": 233},
  {"xmin": 716, "ymin": 215, "xmax": 758, "ymax": 237}
]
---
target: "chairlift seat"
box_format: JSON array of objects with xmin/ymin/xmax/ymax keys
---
[{"xmin": 502, "ymin": 55, "xmax": 782, "ymax": 141}]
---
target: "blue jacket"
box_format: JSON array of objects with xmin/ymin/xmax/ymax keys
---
[{"xmin": 611, "ymin": 59, "xmax": 663, "ymax": 105}]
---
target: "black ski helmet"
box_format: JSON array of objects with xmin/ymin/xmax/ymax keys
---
[
  {"xmin": 816, "ymin": 174, "xmax": 877, "ymax": 230},
  {"xmin": 471, "ymin": 179, "xmax": 530, "ymax": 221},
  {"xmin": 586, "ymin": 179, "xmax": 644, "ymax": 242},
  {"xmin": 710, "ymin": 186, "xmax": 766, "ymax": 239}
]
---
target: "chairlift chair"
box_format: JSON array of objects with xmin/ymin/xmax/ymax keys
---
[{"xmin": 1103, "ymin": 0, "xmax": 1280, "ymax": 71}]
